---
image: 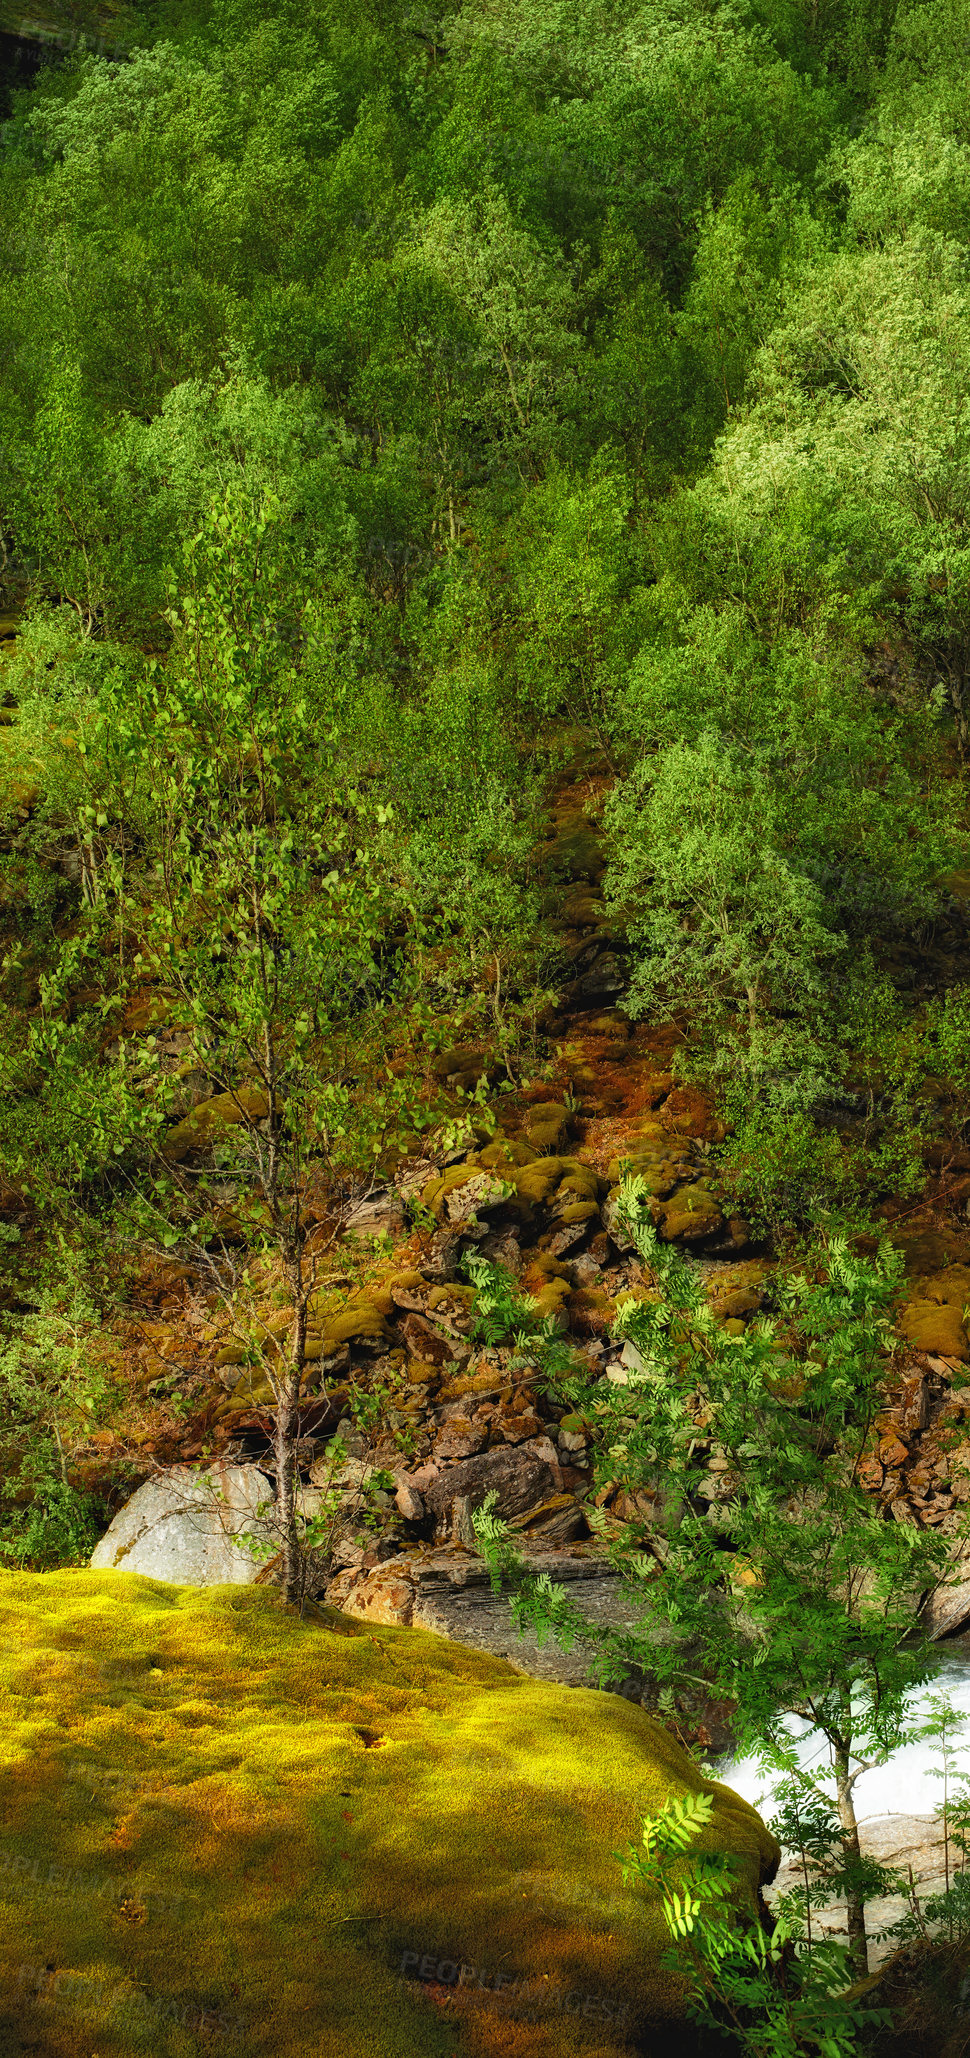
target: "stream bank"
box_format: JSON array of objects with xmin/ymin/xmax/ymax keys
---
[{"xmin": 716, "ymin": 1638, "xmax": 970, "ymax": 1972}]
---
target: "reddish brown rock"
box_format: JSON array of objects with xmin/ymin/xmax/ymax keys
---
[
  {"xmin": 400, "ymin": 1312, "xmax": 453, "ymax": 1367},
  {"xmin": 323, "ymin": 1563, "xmax": 417, "ymax": 1627},
  {"xmin": 899, "ymin": 1371, "xmax": 930, "ymax": 1436},
  {"xmin": 857, "ymin": 1454, "xmax": 885, "ymax": 1492},
  {"xmin": 432, "ymin": 1417, "xmax": 487, "ymax": 1461},
  {"xmin": 423, "ymin": 1445, "xmax": 560, "ymax": 1534},
  {"xmin": 660, "ymin": 1087, "xmax": 715, "ymax": 1139},
  {"xmin": 490, "ymin": 1403, "xmax": 545, "ymax": 1444}
]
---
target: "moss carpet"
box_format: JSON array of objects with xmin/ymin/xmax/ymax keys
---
[{"xmin": 0, "ymin": 1570, "xmax": 777, "ymax": 2058}]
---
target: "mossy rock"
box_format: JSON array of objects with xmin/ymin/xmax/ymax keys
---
[
  {"xmin": 659, "ymin": 1185, "xmax": 724, "ymax": 1244},
  {"xmin": 384, "ymin": 1270, "xmax": 425, "ymax": 1294},
  {"xmin": 522, "ymin": 1251, "xmax": 573, "ymax": 1284},
  {"xmin": 436, "ymin": 1367, "xmax": 507, "ymax": 1401},
  {"xmin": 419, "ymin": 1162, "xmax": 483, "ymax": 1216},
  {"xmin": 513, "ymin": 1154, "xmax": 589, "ymax": 1207},
  {"xmin": 710, "ymin": 1286, "xmax": 764, "ymax": 1322},
  {"xmin": 161, "ymin": 1085, "xmax": 269, "ymax": 1163},
  {"xmin": 218, "ymin": 1300, "xmax": 389, "ymax": 1373},
  {"xmin": 356, "ymin": 1285, "xmax": 397, "ymax": 1318},
  {"xmin": 560, "ymin": 888, "xmax": 606, "ymax": 926},
  {"xmin": 478, "ymin": 1138, "xmax": 538, "ymax": 1170},
  {"xmin": 214, "ymin": 1340, "xmax": 247, "ymax": 1368},
  {"xmin": 320, "ymin": 1305, "xmax": 390, "ymax": 1353},
  {"xmin": 555, "ymin": 1166, "xmax": 602, "ymax": 1203},
  {"xmin": 404, "ymin": 1359, "xmax": 440, "ymax": 1387},
  {"xmin": 664, "ymin": 1181, "xmax": 721, "ymax": 1210},
  {"xmin": 605, "ymin": 1155, "xmax": 687, "ymax": 1194},
  {"xmin": 430, "ymin": 1045, "xmax": 493, "ymax": 1085},
  {"xmin": 897, "ymin": 1300, "xmax": 969, "ymax": 1361},
  {"xmin": 0, "ymin": 1571, "xmax": 776, "ymax": 2057},
  {"xmin": 908, "ymin": 1266, "xmax": 970, "ymax": 1308},
  {"xmin": 523, "ymin": 1102, "xmax": 571, "ymax": 1152},
  {"xmin": 530, "ymin": 1280, "xmax": 573, "ymax": 1323},
  {"xmin": 426, "ymin": 1283, "xmax": 476, "ymax": 1310}
]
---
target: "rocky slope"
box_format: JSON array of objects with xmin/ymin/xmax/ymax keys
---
[{"xmin": 70, "ymin": 773, "xmax": 970, "ymax": 1725}]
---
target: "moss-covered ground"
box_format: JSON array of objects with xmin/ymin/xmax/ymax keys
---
[{"xmin": 0, "ymin": 1570, "xmax": 777, "ymax": 2058}]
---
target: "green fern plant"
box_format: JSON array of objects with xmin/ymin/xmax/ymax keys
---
[{"xmin": 622, "ymin": 1793, "xmax": 892, "ymax": 2056}]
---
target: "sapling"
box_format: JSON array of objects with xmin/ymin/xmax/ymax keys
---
[
  {"xmin": 620, "ymin": 1791, "xmax": 893, "ymax": 2056},
  {"xmin": 109, "ymin": 494, "xmax": 433, "ymax": 1607},
  {"xmin": 877, "ymin": 1692, "xmax": 970, "ymax": 1951},
  {"xmin": 766, "ymin": 1782, "xmax": 847, "ymax": 1954},
  {"xmin": 470, "ymin": 1181, "xmax": 962, "ymax": 1978}
]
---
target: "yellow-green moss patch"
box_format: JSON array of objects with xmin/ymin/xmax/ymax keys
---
[{"xmin": 0, "ymin": 1571, "xmax": 777, "ymax": 2058}]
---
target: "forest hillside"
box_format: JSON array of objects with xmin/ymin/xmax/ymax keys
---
[{"xmin": 2, "ymin": 1, "xmax": 970, "ymax": 2053}]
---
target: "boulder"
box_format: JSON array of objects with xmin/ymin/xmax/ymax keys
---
[
  {"xmin": 523, "ymin": 1102, "xmax": 571, "ymax": 1152},
  {"xmin": 395, "ymin": 1481, "xmax": 426, "ymax": 1522},
  {"xmin": 569, "ymin": 950, "xmax": 627, "ymax": 1004},
  {"xmin": 430, "ymin": 1043, "xmax": 494, "ymax": 1089},
  {"xmin": 898, "ymin": 1300, "xmax": 970, "ymax": 1362},
  {"xmin": 0, "ymin": 1569, "xmax": 778, "ymax": 2056},
  {"xmin": 921, "ymin": 1549, "xmax": 970, "ymax": 1639},
  {"xmin": 515, "ymin": 1155, "xmax": 571, "ymax": 1205},
  {"xmin": 432, "ymin": 1416, "xmax": 488, "ymax": 1461},
  {"xmin": 89, "ymin": 1464, "xmax": 275, "ymax": 1584},
  {"xmin": 765, "ymin": 1813, "xmax": 949, "ymax": 1974},
  {"xmin": 659, "ymin": 1184, "xmax": 724, "ymax": 1243},
  {"xmin": 422, "ymin": 1442, "xmax": 561, "ymax": 1534},
  {"xmin": 443, "ymin": 1170, "xmax": 510, "ymax": 1222},
  {"xmin": 419, "ymin": 1163, "xmax": 484, "ymax": 1217},
  {"xmin": 343, "ymin": 1192, "xmax": 406, "ymax": 1241}
]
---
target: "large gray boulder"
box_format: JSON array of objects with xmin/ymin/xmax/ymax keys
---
[{"xmin": 89, "ymin": 1463, "xmax": 276, "ymax": 1585}]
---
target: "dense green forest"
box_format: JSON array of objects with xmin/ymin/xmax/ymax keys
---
[
  {"xmin": 3, "ymin": 1, "xmax": 970, "ymax": 2052},
  {"xmin": 3, "ymin": 0, "xmax": 970, "ymax": 1235}
]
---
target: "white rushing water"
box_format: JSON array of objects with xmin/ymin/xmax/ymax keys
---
[{"xmin": 714, "ymin": 1641, "xmax": 970, "ymax": 1825}]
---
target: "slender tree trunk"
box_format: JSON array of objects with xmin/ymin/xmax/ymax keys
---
[
  {"xmin": 273, "ymin": 1360, "xmax": 301, "ymax": 1607},
  {"xmin": 274, "ymin": 1256, "xmax": 308, "ymax": 1608},
  {"xmin": 833, "ymin": 1739, "xmax": 869, "ymax": 1980}
]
